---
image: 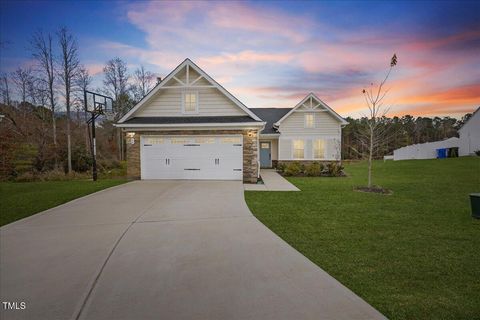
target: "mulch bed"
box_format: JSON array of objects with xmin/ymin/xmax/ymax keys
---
[{"xmin": 354, "ymin": 186, "xmax": 393, "ymax": 195}]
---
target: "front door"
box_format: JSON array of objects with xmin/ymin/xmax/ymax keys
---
[{"xmin": 260, "ymin": 141, "xmax": 271, "ymax": 168}]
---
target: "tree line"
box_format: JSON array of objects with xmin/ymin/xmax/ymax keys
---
[
  {"xmin": 342, "ymin": 114, "xmax": 471, "ymax": 160},
  {"xmin": 0, "ymin": 26, "xmax": 156, "ymax": 179}
]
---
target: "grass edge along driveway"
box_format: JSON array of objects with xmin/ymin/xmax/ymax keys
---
[
  {"xmin": 245, "ymin": 157, "xmax": 480, "ymax": 320},
  {"xmin": 0, "ymin": 179, "xmax": 128, "ymax": 227}
]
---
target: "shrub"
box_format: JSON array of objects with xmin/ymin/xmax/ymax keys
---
[
  {"xmin": 15, "ymin": 171, "xmax": 37, "ymax": 182},
  {"xmin": 276, "ymin": 162, "xmax": 286, "ymax": 173},
  {"xmin": 475, "ymin": 150, "xmax": 480, "ymax": 156},
  {"xmin": 305, "ymin": 162, "xmax": 323, "ymax": 176},
  {"xmin": 324, "ymin": 162, "xmax": 345, "ymax": 177},
  {"xmin": 283, "ymin": 162, "xmax": 302, "ymax": 176}
]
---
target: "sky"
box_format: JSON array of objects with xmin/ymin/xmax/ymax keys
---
[{"xmin": 1, "ymin": 0, "xmax": 479, "ymax": 118}]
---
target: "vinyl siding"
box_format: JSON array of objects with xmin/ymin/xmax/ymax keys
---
[
  {"xmin": 278, "ymin": 111, "xmax": 341, "ymax": 135},
  {"xmin": 133, "ymin": 87, "xmax": 247, "ymax": 117}
]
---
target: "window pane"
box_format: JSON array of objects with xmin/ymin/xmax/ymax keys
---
[
  {"xmin": 305, "ymin": 114, "xmax": 314, "ymax": 128},
  {"xmin": 221, "ymin": 137, "xmax": 241, "ymax": 144},
  {"xmin": 293, "ymin": 140, "xmax": 304, "ymax": 159},
  {"xmin": 313, "ymin": 139, "xmax": 325, "ymax": 159},
  {"xmin": 184, "ymin": 93, "xmax": 197, "ymax": 112}
]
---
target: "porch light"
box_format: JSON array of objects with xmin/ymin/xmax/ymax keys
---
[{"xmin": 126, "ymin": 132, "xmax": 135, "ymax": 138}]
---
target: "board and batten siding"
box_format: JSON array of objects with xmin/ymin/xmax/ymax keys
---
[
  {"xmin": 278, "ymin": 111, "xmax": 342, "ymax": 160},
  {"xmin": 132, "ymin": 87, "xmax": 247, "ymax": 117}
]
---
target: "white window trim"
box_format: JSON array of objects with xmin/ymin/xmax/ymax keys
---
[
  {"xmin": 291, "ymin": 139, "xmax": 305, "ymax": 160},
  {"xmin": 304, "ymin": 113, "xmax": 315, "ymax": 128},
  {"xmin": 182, "ymin": 91, "xmax": 199, "ymax": 114}
]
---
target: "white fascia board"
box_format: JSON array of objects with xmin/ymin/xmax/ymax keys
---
[
  {"xmin": 118, "ymin": 58, "xmax": 262, "ymax": 123},
  {"xmin": 115, "ymin": 122, "xmax": 265, "ymax": 128}
]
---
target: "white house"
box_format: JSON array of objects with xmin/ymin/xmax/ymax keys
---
[
  {"xmin": 115, "ymin": 59, "xmax": 347, "ymax": 182},
  {"xmin": 459, "ymin": 107, "xmax": 480, "ymax": 156}
]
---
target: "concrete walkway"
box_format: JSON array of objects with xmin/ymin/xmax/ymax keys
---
[
  {"xmin": 244, "ymin": 169, "xmax": 300, "ymax": 191},
  {"xmin": 1, "ymin": 180, "xmax": 384, "ymax": 320}
]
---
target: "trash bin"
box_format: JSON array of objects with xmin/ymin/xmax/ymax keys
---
[
  {"xmin": 436, "ymin": 148, "xmax": 447, "ymax": 159},
  {"xmin": 471, "ymin": 193, "xmax": 480, "ymax": 219}
]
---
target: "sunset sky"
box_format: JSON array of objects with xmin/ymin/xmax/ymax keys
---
[{"xmin": 1, "ymin": 0, "xmax": 479, "ymax": 118}]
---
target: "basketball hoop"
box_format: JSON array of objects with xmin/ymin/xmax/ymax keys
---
[{"xmin": 84, "ymin": 90, "xmax": 115, "ymax": 181}]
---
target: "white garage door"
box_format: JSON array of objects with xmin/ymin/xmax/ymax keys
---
[{"xmin": 140, "ymin": 135, "xmax": 243, "ymax": 180}]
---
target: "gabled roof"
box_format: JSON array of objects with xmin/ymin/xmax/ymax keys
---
[
  {"xmin": 250, "ymin": 108, "xmax": 292, "ymax": 134},
  {"xmin": 458, "ymin": 106, "xmax": 480, "ymax": 132},
  {"xmin": 274, "ymin": 93, "xmax": 348, "ymax": 126},
  {"xmin": 118, "ymin": 58, "xmax": 262, "ymax": 123}
]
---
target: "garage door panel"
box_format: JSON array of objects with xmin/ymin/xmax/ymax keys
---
[{"xmin": 141, "ymin": 135, "xmax": 243, "ymax": 180}]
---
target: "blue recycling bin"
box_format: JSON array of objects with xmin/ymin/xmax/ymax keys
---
[{"xmin": 436, "ymin": 148, "xmax": 447, "ymax": 159}]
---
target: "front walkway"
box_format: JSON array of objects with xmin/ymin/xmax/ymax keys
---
[
  {"xmin": 244, "ymin": 169, "xmax": 300, "ymax": 191},
  {"xmin": 1, "ymin": 180, "xmax": 383, "ymax": 320}
]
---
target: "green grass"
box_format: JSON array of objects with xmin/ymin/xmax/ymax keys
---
[
  {"xmin": 0, "ymin": 179, "xmax": 128, "ymax": 226},
  {"xmin": 246, "ymin": 157, "xmax": 480, "ymax": 320}
]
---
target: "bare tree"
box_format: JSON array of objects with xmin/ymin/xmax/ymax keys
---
[
  {"xmin": 0, "ymin": 72, "xmax": 11, "ymax": 105},
  {"xmin": 74, "ymin": 66, "xmax": 92, "ymax": 116},
  {"xmin": 131, "ymin": 65, "xmax": 155, "ymax": 102},
  {"xmin": 57, "ymin": 26, "xmax": 80, "ymax": 173},
  {"xmin": 11, "ymin": 67, "xmax": 33, "ymax": 103},
  {"xmin": 103, "ymin": 57, "xmax": 129, "ymax": 160},
  {"xmin": 360, "ymin": 53, "xmax": 397, "ymax": 188},
  {"xmin": 31, "ymin": 30, "xmax": 58, "ymax": 167}
]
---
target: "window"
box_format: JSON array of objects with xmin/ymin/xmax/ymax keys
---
[
  {"xmin": 305, "ymin": 114, "xmax": 314, "ymax": 128},
  {"xmin": 261, "ymin": 142, "xmax": 270, "ymax": 149},
  {"xmin": 293, "ymin": 140, "xmax": 304, "ymax": 159},
  {"xmin": 145, "ymin": 137, "xmax": 164, "ymax": 144},
  {"xmin": 170, "ymin": 138, "xmax": 190, "ymax": 144},
  {"xmin": 194, "ymin": 137, "xmax": 215, "ymax": 144},
  {"xmin": 183, "ymin": 92, "xmax": 198, "ymax": 113},
  {"xmin": 313, "ymin": 139, "xmax": 325, "ymax": 159}
]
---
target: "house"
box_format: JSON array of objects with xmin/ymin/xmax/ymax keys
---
[
  {"xmin": 459, "ymin": 107, "xmax": 480, "ymax": 156},
  {"xmin": 393, "ymin": 137, "xmax": 459, "ymax": 161},
  {"xmin": 116, "ymin": 59, "xmax": 347, "ymax": 182}
]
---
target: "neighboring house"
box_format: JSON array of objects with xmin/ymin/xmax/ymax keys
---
[
  {"xmin": 459, "ymin": 107, "xmax": 480, "ymax": 156},
  {"xmin": 393, "ymin": 137, "xmax": 459, "ymax": 161},
  {"xmin": 116, "ymin": 59, "xmax": 347, "ymax": 182}
]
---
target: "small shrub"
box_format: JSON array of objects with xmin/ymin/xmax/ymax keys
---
[
  {"xmin": 475, "ymin": 150, "xmax": 480, "ymax": 156},
  {"xmin": 305, "ymin": 162, "xmax": 322, "ymax": 176},
  {"xmin": 276, "ymin": 162, "xmax": 286, "ymax": 173},
  {"xmin": 324, "ymin": 162, "xmax": 345, "ymax": 177},
  {"xmin": 283, "ymin": 162, "xmax": 302, "ymax": 176}
]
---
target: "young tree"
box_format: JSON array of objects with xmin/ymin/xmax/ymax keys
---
[
  {"xmin": 11, "ymin": 67, "xmax": 33, "ymax": 103},
  {"xmin": 31, "ymin": 30, "xmax": 58, "ymax": 167},
  {"xmin": 361, "ymin": 54, "xmax": 397, "ymax": 188},
  {"xmin": 0, "ymin": 72, "xmax": 11, "ymax": 105},
  {"xmin": 103, "ymin": 57, "xmax": 130, "ymax": 160},
  {"xmin": 131, "ymin": 65, "xmax": 155, "ymax": 102},
  {"xmin": 57, "ymin": 26, "xmax": 80, "ymax": 173}
]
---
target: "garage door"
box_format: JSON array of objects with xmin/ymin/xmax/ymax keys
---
[{"xmin": 140, "ymin": 135, "xmax": 243, "ymax": 180}]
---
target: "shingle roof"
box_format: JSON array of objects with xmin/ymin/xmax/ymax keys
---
[
  {"xmin": 249, "ymin": 108, "xmax": 292, "ymax": 134},
  {"xmin": 123, "ymin": 116, "xmax": 260, "ymax": 124}
]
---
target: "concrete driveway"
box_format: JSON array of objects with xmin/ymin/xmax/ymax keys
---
[{"xmin": 0, "ymin": 181, "xmax": 385, "ymax": 320}]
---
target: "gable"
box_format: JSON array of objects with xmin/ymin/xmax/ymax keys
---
[
  {"xmin": 119, "ymin": 59, "xmax": 261, "ymax": 123},
  {"xmin": 274, "ymin": 93, "xmax": 348, "ymax": 127}
]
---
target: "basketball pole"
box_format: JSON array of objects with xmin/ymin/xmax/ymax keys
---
[{"xmin": 92, "ymin": 112, "xmax": 97, "ymax": 181}]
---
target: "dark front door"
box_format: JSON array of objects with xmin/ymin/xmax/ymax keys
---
[{"xmin": 260, "ymin": 141, "xmax": 271, "ymax": 168}]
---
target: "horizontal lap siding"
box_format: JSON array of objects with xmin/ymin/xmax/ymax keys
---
[
  {"xmin": 133, "ymin": 87, "xmax": 246, "ymax": 117},
  {"xmin": 278, "ymin": 112, "xmax": 341, "ymax": 135}
]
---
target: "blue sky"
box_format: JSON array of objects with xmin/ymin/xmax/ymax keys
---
[{"xmin": 1, "ymin": 0, "xmax": 479, "ymax": 117}]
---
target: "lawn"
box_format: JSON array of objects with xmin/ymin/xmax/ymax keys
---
[
  {"xmin": 245, "ymin": 157, "xmax": 480, "ymax": 320},
  {"xmin": 0, "ymin": 179, "xmax": 128, "ymax": 226}
]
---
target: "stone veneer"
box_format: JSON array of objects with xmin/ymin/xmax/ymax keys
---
[{"xmin": 125, "ymin": 129, "xmax": 259, "ymax": 183}]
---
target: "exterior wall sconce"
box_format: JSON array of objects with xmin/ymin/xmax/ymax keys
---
[
  {"xmin": 126, "ymin": 132, "xmax": 135, "ymax": 145},
  {"xmin": 247, "ymin": 131, "xmax": 255, "ymax": 137}
]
